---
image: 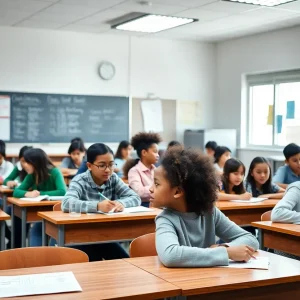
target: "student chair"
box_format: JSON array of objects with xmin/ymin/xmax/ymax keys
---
[
  {"xmin": 53, "ymin": 203, "xmax": 62, "ymax": 211},
  {"xmin": 0, "ymin": 247, "xmax": 89, "ymax": 270},
  {"xmin": 130, "ymin": 233, "xmax": 157, "ymax": 258},
  {"xmin": 261, "ymin": 210, "xmax": 272, "ymax": 221}
]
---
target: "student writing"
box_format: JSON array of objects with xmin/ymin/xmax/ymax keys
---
[{"xmin": 150, "ymin": 146, "xmax": 259, "ymax": 267}]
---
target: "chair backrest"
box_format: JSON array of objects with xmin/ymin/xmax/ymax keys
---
[
  {"xmin": 261, "ymin": 210, "xmax": 272, "ymax": 221},
  {"xmin": 0, "ymin": 247, "xmax": 89, "ymax": 270},
  {"xmin": 53, "ymin": 203, "xmax": 62, "ymax": 211},
  {"xmin": 130, "ymin": 233, "xmax": 157, "ymax": 258}
]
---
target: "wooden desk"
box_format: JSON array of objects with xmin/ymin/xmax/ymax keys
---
[
  {"xmin": 7, "ymin": 197, "xmax": 61, "ymax": 248},
  {"xmin": 0, "ymin": 185, "xmax": 13, "ymax": 212},
  {"xmin": 0, "ymin": 209, "xmax": 10, "ymax": 250},
  {"xmin": 125, "ymin": 251, "xmax": 300, "ymax": 299},
  {"xmin": 0, "ymin": 259, "xmax": 180, "ymax": 299},
  {"xmin": 217, "ymin": 200, "xmax": 279, "ymax": 225},
  {"xmin": 252, "ymin": 221, "xmax": 300, "ymax": 256},
  {"xmin": 38, "ymin": 209, "xmax": 161, "ymax": 247}
]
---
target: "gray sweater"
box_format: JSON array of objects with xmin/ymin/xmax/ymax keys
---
[
  {"xmin": 271, "ymin": 182, "xmax": 300, "ymax": 224},
  {"xmin": 155, "ymin": 207, "xmax": 259, "ymax": 268}
]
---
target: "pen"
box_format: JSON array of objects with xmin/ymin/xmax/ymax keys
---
[{"xmin": 99, "ymin": 192, "xmax": 116, "ymax": 213}]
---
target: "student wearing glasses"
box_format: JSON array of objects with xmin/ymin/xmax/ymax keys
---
[{"xmin": 62, "ymin": 143, "xmax": 141, "ymax": 261}]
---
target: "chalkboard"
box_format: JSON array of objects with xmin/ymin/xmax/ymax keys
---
[{"xmin": 1, "ymin": 91, "xmax": 129, "ymax": 143}]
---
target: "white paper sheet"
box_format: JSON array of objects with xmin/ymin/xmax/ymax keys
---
[
  {"xmin": 19, "ymin": 195, "xmax": 64, "ymax": 202},
  {"xmin": 0, "ymin": 185, "xmax": 9, "ymax": 189},
  {"xmin": 0, "ymin": 271, "xmax": 82, "ymax": 298},
  {"xmin": 222, "ymin": 257, "xmax": 269, "ymax": 270},
  {"xmin": 141, "ymin": 100, "xmax": 163, "ymax": 132},
  {"xmin": 229, "ymin": 197, "xmax": 268, "ymax": 203},
  {"xmin": 97, "ymin": 206, "xmax": 154, "ymax": 215}
]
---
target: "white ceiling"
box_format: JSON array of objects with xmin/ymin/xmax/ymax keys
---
[{"xmin": 1, "ymin": 0, "xmax": 300, "ymax": 42}]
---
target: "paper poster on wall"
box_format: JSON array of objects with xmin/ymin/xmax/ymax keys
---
[
  {"xmin": 177, "ymin": 101, "xmax": 201, "ymax": 126},
  {"xmin": 0, "ymin": 95, "xmax": 11, "ymax": 140},
  {"xmin": 267, "ymin": 105, "xmax": 273, "ymax": 125},
  {"xmin": 276, "ymin": 115, "xmax": 283, "ymax": 134},
  {"xmin": 140, "ymin": 100, "xmax": 163, "ymax": 132},
  {"xmin": 286, "ymin": 101, "xmax": 295, "ymax": 119}
]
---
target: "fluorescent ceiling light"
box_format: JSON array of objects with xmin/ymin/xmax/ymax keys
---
[
  {"xmin": 112, "ymin": 14, "xmax": 197, "ymax": 33},
  {"xmin": 223, "ymin": 0, "xmax": 296, "ymax": 7}
]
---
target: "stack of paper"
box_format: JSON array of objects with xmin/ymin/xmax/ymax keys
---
[
  {"xmin": 20, "ymin": 195, "xmax": 64, "ymax": 202},
  {"xmin": 229, "ymin": 197, "xmax": 268, "ymax": 203}
]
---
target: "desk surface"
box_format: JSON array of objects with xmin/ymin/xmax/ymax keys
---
[
  {"xmin": 0, "ymin": 186, "xmax": 13, "ymax": 193},
  {"xmin": 0, "ymin": 259, "xmax": 180, "ymax": 300},
  {"xmin": 7, "ymin": 197, "xmax": 61, "ymax": 207},
  {"xmin": 252, "ymin": 221, "xmax": 300, "ymax": 237},
  {"xmin": 125, "ymin": 251, "xmax": 300, "ymax": 296},
  {"xmin": 38, "ymin": 209, "xmax": 162, "ymax": 225},
  {"xmin": 0, "ymin": 209, "xmax": 10, "ymax": 221},
  {"xmin": 217, "ymin": 199, "xmax": 279, "ymax": 210}
]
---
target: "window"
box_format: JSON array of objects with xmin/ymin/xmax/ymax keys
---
[{"xmin": 247, "ymin": 70, "xmax": 300, "ymax": 147}]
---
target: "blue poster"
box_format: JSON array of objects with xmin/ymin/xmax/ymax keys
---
[
  {"xmin": 286, "ymin": 101, "xmax": 295, "ymax": 119},
  {"xmin": 276, "ymin": 115, "xmax": 283, "ymax": 134}
]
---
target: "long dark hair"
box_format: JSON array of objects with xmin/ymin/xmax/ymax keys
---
[
  {"xmin": 214, "ymin": 146, "xmax": 231, "ymax": 163},
  {"xmin": 115, "ymin": 140, "xmax": 130, "ymax": 159},
  {"xmin": 18, "ymin": 146, "xmax": 33, "ymax": 181},
  {"xmin": 222, "ymin": 158, "xmax": 246, "ymax": 194},
  {"xmin": 23, "ymin": 148, "xmax": 54, "ymax": 185},
  {"xmin": 246, "ymin": 157, "xmax": 272, "ymax": 197}
]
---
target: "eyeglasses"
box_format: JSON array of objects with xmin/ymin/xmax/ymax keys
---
[{"xmin": 91, "ymin": 163, "xmax": 116, "ymax": 171}]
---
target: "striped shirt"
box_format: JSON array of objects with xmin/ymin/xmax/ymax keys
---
[{"xmin": 62, "ymin": 170, "xmax": 141, "ymax": 213}]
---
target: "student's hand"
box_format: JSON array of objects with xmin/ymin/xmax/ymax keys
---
[
  {"xmin": 258, "ymin": 194, "xmax": 269, "ymax": 199},
  {"xmin": 226, "ymin": 245, "xmax": 256, "ymax": 262},
  {"xmin": 7, "ymin": 181, "xmax": 18, "ymax": 188},
  {"xmin": 97, "ymin": 200, "xmax": 116, "ymax": 213},
  {"xmin": 25, "ymin": 190, "xmax": 40, "ymax": 198},
  {"xmin": 113, "ymin": 201, "xmax": 124, "ymax": 212},
  {"xmin": 240, "ymin": 192, "xmax": 252, "ymax": 200}
]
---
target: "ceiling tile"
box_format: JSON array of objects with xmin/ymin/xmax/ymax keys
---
[
  {"xmin": 243, "ymin": 7, "xmax": 299, "ymax": 21},
  {"xmin": 0, "ymin": 9, "xmax": 32, "ymax": 25},
  {"xmin": 202, "ymin": 1, "xmax": 257, "ymax": 13},
  {"xmin": 176, "ymin": 8, "xmax": 230, "ymax": 21},
  {"xmin": 279, "ymin": 1, "xmax": 300, "ymax": 12},
  {"xmin": 0, "ymin": 0, "xmax": 53, "ymax": 13},
  {"xmin": 15, "ymin": 19, "xmax": 63, "ymax": 29},
  {"xmin": 75, "ymin": 9, "xmax": 127, "ymax": 26},
  {"xmin": 59, "ymin": 0, "xmax": 125, "ymax": 9},
  {"xmin": 37, "ymin": 3, "xmax": 101, "ymax": 14},
  {"xmin": 61, "ymin": 23, "xmax": 110, "ymax": 33},
  {"xmin": 150, "ymin": 0, "xmax": 218, "ymax": 8},
  {"xmin": 114, "ymin": 0, "xmax": 187, "ymax": 14},
  {"xmin": 32, "ymin": 0, "xmax": 59, "ymax": 2}
]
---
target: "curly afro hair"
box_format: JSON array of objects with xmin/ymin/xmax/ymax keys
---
[
  {"xmin": 161, "ymin": 146, "xmax": 218, "ymax": 215},
  {"xmin": 131, "ymin": 132, "xmax": 162, "ymax": 158}
]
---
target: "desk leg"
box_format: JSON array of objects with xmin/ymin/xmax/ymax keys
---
[
  {"xmin": 2, "ymin": 194, "xmax": 7, "ymax": 212},
  {"xmin": 21, "ymin": 208, "xmax": 27, "ymax": 248},
  {"xmin": 42, "ymin": 219, "xmax": 47, "ymax": 246},
  {"xmin": 58, "ymin": 225, "xmax": 65, "ymax": 246},
  {"xmin": 11, "ymin": 204, "xmax": 15, "ymax": 249},
  {"xmin": 0, "ymin": 221, "xmax": 5, "ymax": 250},
  {"xmin": 258, "ymin": 229, "xmax": 264, "ymax": 250}
]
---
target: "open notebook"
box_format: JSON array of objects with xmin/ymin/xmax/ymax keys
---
[
  {"xmin": 229, "ymin": 197, "xmax": 268, "ymax": 203},
  {"xmin": 20, "ymin": 196, "xmax": 64, "ymax": 202}
]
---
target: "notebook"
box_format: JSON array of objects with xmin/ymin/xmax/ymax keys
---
[
  {"xmin": 20, "ymin": 196, "xmax": 64, "ymax": 202},
  {"xmin": 229, "ymin": 197, "xmax": 268, "ymax": 203}
]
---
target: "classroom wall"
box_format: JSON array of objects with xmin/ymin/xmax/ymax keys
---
[
  {"xmin": 0, "ymin": 26, "xmax": 216, "ymax": 154},
  {"xmin": 215, "ymin": 25, "xmax": 300, "ymax": 165}
]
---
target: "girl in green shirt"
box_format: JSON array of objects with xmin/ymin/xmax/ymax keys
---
[{"xmin": 13, "ymin": 148, "xmax": 67, "ymax": 246}]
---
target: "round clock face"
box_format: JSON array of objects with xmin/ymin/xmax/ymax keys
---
[{"xmin": 98, "ymin": 61, "xmax": 115, "ymax": 80}]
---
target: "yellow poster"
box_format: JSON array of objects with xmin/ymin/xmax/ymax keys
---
[{"xmin": 267, "ymin": 105, "xmax": 273, "ymax": 125}]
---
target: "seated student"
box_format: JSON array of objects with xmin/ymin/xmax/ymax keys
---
[
  {"xmin": 271, "ymin": 182, "xmax": 300, "ymax": 260},
  {"xmin": 245, "ymin": 157, "xmax": 285, "ymax": 199},
  {"xmin": 0, "ymin": 140, "xmax": 14, "ymax": 185},
  {"xmin": 60, "ymin": 140, "xmax": 86, "ymax": 177},
  {"xmin": 151, "ymin": 147, "xmax": 259, "ymax": 267},
  {"xmin": 62, "ymin": 143, "xmax": 141, "ymax": 261},
  {"xmin": 13, "ymin": 148, "xmax": 67, "ymax": 246},
  {"xmin": 167, "ymin": 140, "xmax": 181, "ymax": 149},
  {"xmin": 218, "ymin": 158, "xmax": 252, "ymax": 201},
  {"xmin": 273, "ymin": 143, "xmax": 300, "ymax": 189},
  {"xmin": 124, "ymin": 132, "xmax": 162, "ymax": 207},
  {"xmin": 205, "ymin": 141, "xmax": 218, "ymax": 158},
  {"xmin": 114, "ymin": 140, "xmax": 132, "ymax": 178},
  {"xmin": 214, "ymin": 146, "xmax": 231, "ymax": 175}
]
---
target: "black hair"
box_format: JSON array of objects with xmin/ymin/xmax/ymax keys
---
[
  {"xmin": 246, "ymin": 157, "xmax": 272, "ymax": 197},
  {"xmin": 283, "ymin": 143, "xmax": 300, "ymax": 160},
  {"xmin": 23, "ymin": 148, "xmax": 54, "ymax": 185},
  {"xmin": 222, "ymin": 158, "xmax": 246, "ymax": 194},
  {"xmin": 0, "ymin": 140, "xmax": 6, "ymax": 157},
  {"xmin": 70, "ymin": 137, "xmax": 85, "ymax": 144},
  {"xmin": 115, "ymin": 140, "xmax": 130, "ymax": 159},
  {"xmin": 214, "ymin": 146, "xmax": 231, "ymax": 163},
  {"xmin": 167, "ymin": 140, "xmax": 181, "ymax": 149},
  {"xmin": 87, "ymin": 143, "xmax": 113, "ymax": 164},
  {"xmin": 18, "ymin": 146, "xmax": 33, "ymax": 181},
  {"xmin": 205, "ymin": 141, "xmax": 218, "ymax": 151},
  {"xmin": 68, "ymin": 140, "xmax": 86, "ymax": 155},
  {"xmin": 161, "ymin": 146, "xmax": 217, "ymax": 215}
]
